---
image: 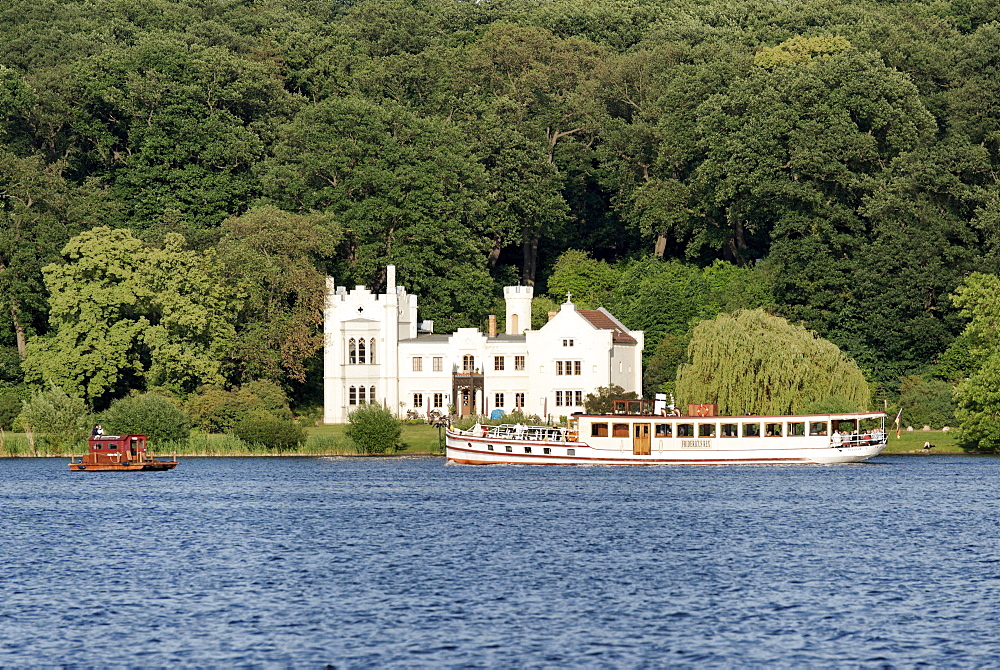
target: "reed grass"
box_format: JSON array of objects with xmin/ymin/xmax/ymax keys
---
[{"xmin": 0, "ymin": 423, "xmax": 445, "ymax": 457}]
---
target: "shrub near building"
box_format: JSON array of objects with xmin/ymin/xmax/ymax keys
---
[{"xmin": 346, "ymin": 404, "xmax": 401, "ymax": 455}]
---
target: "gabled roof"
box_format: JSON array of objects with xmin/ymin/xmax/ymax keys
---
[{"xmin": 578, "ymin": 309, "xmax": 638, "ymax": 345}]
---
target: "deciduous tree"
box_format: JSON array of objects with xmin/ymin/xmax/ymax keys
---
[{"xmin": 22, "ymin": 227, "xmax": 239, "ymax": 407}]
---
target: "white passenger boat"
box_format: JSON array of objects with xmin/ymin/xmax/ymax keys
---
[{"xmin": 446, "ymin": 400, "xmax": 887, "ymax": 465}]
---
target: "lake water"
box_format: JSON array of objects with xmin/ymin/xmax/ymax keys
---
[{"xmin": 2, "ymin": 454, "xmax": 999, "ymax": 667}]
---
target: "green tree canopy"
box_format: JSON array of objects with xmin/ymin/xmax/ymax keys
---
[
  {"xmin": 22, "ymin": 227, "xmax": 239, "ymax": 407},
  {"xmin": 675, "ymin": 309, "xmax": 871, "ymax": 415},
  {"xmin": 951, "ymin": 272, "xmax": 1000, "ymax": 451},
  {"xmin": 217, "ymin": 206, "xmax": 338, "ymax": 385}
]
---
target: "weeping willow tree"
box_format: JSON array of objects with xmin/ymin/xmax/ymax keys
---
[{"xmin": 675, "ymin": 309, "xmax": 871, "ymax": 415}]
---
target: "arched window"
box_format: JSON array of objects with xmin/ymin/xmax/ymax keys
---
[
  {"xmin": 359, "ymin": 386, "xmax": 367, "ymax": 404},
  {"xmin": 369, "ymin": 338, "xmax": 376, "ymax": 364},
  {"xmin": 348, "ymin": 338, "xmax": 357, "ymax": 364},
  {"xmin": 358, "ymin": 339, "xmax": 366, "ymax": 364},
  {"xmin": 463, "ymin": 354, "xmax": 475, "ymax": 373},
  {"xmin": 349, "ymin": 386, "xmax": 357, "ymax": 405},
  {"xmin": 511, "ymin": 314, "xmax": 519, "ymax": 334},
  {"xmin": 370, "ymin": 386, "xmax": 376, "ymax": 404}
]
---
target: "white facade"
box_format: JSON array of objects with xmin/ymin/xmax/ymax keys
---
[{"xmin": 323, "ymin": 266, "xmax": 644, "ymax": 424}]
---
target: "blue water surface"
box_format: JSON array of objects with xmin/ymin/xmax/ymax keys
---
[{"xmin": 1, "ymin": 454, "xmax": 999, "ymax": 667}]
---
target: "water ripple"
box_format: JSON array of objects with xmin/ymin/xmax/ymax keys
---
[{"xmin": 2, "ymin": 455, "xmax": 1000, "ymax": 665}]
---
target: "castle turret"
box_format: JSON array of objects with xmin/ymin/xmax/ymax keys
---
[{"xmin": 504, "ymin": 285, "xmax": 533, "ymax": 335}]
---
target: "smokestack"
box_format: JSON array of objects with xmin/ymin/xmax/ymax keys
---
[{"xmin": 488, "ymin": 315, "xmax": 497, "ymax": 338}]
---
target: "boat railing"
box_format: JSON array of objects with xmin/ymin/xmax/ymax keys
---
[
  {"xmin": 474, "ymin": 424, "xmax": 567, "ymax": 442},
  {"xmin": 832, "ymin": 431, "xmax": 887, "ymax": 447}
]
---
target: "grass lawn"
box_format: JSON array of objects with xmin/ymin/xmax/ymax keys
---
[
  {"xmin": 305, "ymin": 423, "xmax": 444, "ymax": 454},
  {"xmin": 880, "ymin": 429, "xmax": 963, "ymax": 454}
]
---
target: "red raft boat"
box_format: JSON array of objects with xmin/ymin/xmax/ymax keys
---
[{"xmin": 69, "ymin": 434, "xmax": 178, "ymax": 472}]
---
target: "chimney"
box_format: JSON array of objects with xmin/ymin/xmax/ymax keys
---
[
  {"xmin": 547, "ymin": 310, "xmax": 557, "ymax": 322},
  {"xmin": 386, "ymin": 264, "xmax": 396, "ymax": 292},
  {"xmin": 488, "ymin": 315, "xmax": 497, "ymax": 338}
]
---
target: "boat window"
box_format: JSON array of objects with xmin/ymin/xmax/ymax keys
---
[
  {"xmin": 655, "ymin": 424, "xmax": 672, "ymax": 438},
  {"xmin": 612, "ymin": 423, "xmax": 629, "ymax": 438},
  {"xmin": 94, "ymin": 443, "xmax": 102, "ymax": 449},
  {"xmin": 765, "ymin": 423, "xmax": 783, "ymax": 437},
  {"xmin": 720, "ymin": 423, "xmax": 738, "ymax": 438},
  {"xmin": 788, "ymin": 422, "xmax": 805, "ymax": 436},
  {"xmin": 809, "ymin": 421, "xmax": 829, "ymax": 436},
  {"xmin": 676, "ymin": 423, "xmax": 694, "ymax": 437},
  {"xmin": 506, "ymin": 445, "xmax": 513, "ymax": 453},
  {"xmin": 524, "ymin": 447, "xmax": 532, "ymax": 454},
  {"xmin": 698, "ymin": 423, "xmax": 716, "ymax": 438},
  {"xmin": 487, "ymin": 445, "xmax": 494, "ymax": 451},
  {"xmin": 543, "ymin": 448, "xmax": 551, "ymax": 455},
  {"xmin": 591, "ymin": 422, "xmax": 608, "ymax": 437},
  {"xmin": 742, "ymin": 423, "xmax": 761, "ymax": 437},
  {"xmin": 567, "ymin": 448, "xmax": 575, "ymax": 456}
]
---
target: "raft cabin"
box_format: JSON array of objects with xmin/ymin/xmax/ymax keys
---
[{"xmin": 69, "ymin": 434, "xmax": 178, "ymax": 471}]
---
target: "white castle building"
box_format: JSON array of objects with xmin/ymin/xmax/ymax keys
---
[{"xmin": 323, "ymin": 265, "xmax": 644, "ymax": 423}]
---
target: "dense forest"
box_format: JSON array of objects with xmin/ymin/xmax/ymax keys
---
[{"xmin": 2, "ymin": 0, "xmax": 999, "ymax": 430}]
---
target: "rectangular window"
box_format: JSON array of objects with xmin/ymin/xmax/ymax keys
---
[
  {"xmin": 721, "ymin": 423, "xmax": 738, "ymax": 438},
  {"xmin": 515, "ymin": 393, "xmax": 525, "ymax": 409},
  {"xmin": 556, "ymin": 361, "xmax": 564, "ymax": 376},
  {"xmin": 591, "ymin": 423, "xmax": 609, "ymax": 437},
  {"xmin": 574, "ymin": 361, "xmax": 581, "ymax": 375},
  {"xmin": 677, "ymin": 423, "xmax": 694, "ymax": 437},
  {"xmin": 563, "ymin": 339, "xmax": 574, "ymax": 347},
  {"xmin": 567, "ymin": 448, "xmax": 575, "ymax": 456},
  {"xmin": 543, "ymin": 447, "xmax": 551, "ymax": 455},
  {"xmin": 765, "ymin": 423, "xmax": 783, "ymax": 437},
  {"xmin": 524, "ymin": 446, "xmax": 532, "ymax": 454},
  {"xmin": 494, "ymin": 356, "xmax": 505, "ymax": 371},
  {"xmin": 433, "ymin": 357, "xmax": 442, "ymax": 372},
  {"xmin": 574, "ymin": 391, "xmax": 582, "ymax": 406},
  {"xmin": 515, "ymin": 355, "xmax": 525, "ymax": 370},
  {"xmin": 413, "ymin": 393, "xmax": 423, "ymax": 408},
  {"xmin": 433, "ymin": 393, "xmax": 443, "ymax": 408},
  {"xmin": 495, "ymin": 393, "xmax": 504, "ymax": 408},
  {"xmin": 788, "ymin": 422, "xmax": 806, "ymax": 436},
  {"xmin": 612, "ymin": 423, "xmax": 630, "ymax": 438},
  {"xmin": 742, "ymin": 422, "xmax": 761, "ymax": 437},
  {"xmin": 412, "ymin": 357, "xmax": 422, "ymax": 372},
  {"xmin": 506, "ymin": 445, "xmax": 513, "ymax": 453},
  {"xmin": 699, "ymin": 423, "xmax": 717, "ymax": 438},
  {"xmin": 655, "ymin": 424, "xmax": 672, "ymax": 438},
  {"xmin": 809, "ymin": 421, "xmax": 828, "ymax": 436},
  {"xmin": 555, "ymin": 391, "xmax": 564, "ymax": 406}
]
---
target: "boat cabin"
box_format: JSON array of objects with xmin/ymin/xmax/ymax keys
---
[{"xmin": 88, "ymin": 435, "xmax": 148, "ymax": 456}]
